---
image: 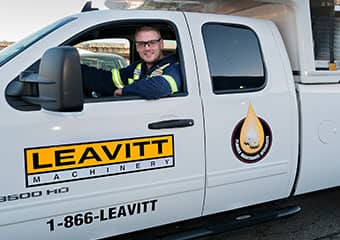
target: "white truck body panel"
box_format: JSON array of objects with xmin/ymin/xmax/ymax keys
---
[
  {"xmin": 185, "ymin": 12, "xmax": 299, "ymax": 215},
  {"xmin": 0, "ymin": 10, "xmax": 206, "ymax": 239},
  {"xmin": 295, "ymin": 83, "xmax": 340, "ymax": 194}
]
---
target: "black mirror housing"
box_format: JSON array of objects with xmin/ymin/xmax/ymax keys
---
[{"xmin": 38, "ymin": 46, "xmax": 83, "ymax": 111}]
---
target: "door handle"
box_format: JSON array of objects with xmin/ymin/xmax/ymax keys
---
[{"xmin": 148, "ymin": 119, "xmax": 194, "ymax": 129}]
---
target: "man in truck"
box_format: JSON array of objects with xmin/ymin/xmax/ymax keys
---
[{"xmin": 81, "ymin": 25, "xmax": 182, "ymax": 99}]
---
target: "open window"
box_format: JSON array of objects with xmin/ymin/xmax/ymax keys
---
[{"xmin": 66, "ymin": 21, "xmax": 182, "ymax": 100}]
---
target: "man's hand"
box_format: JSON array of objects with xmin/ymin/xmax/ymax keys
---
[{"xmin": 114, "ymin": 88, "xmax": 123, "ymax": 96}]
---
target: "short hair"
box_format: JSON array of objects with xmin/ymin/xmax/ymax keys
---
[{"xmin": 135, "ymin": 25, "xmax": 162, "ymax": 39}]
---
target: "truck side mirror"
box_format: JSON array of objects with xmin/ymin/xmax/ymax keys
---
[
  {"xmin": 6, "ymin": 46, "xmax": 83, "ymax": 112},
  {"xmin": 37, "ymin": 46, "xmax": 83, "ymax": 111}
]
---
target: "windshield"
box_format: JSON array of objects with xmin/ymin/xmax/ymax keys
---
[{"xmin": 0, "ymin": 16, "xmax": 76, "ymax": 67}]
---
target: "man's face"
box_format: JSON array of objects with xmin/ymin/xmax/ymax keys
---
[{"xmin": 135, "ymin": 30, "xmax": 164, "ymax": 65}]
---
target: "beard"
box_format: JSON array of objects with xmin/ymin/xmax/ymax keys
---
[{"xmin": 140, "ymin": 49, "xmax": 162, "ymax": 66}]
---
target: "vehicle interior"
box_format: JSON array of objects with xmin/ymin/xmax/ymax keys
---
[
  {"xmin": 66, "ymin": 21, "xmax": 183, "ymax": 100},
  {"xmin": 67, "ymin": 21, "xmax": 178, "ymax": 65}
]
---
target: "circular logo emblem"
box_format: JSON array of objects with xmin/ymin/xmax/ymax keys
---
[{"xmin": 231, "ymin": 104, "xmax": 272, "ymax": 163}]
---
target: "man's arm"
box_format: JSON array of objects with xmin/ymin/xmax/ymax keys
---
[
  {"xmin": 82, "ymin": 63, "xmax": 135, "ymax": 97},
  {"xmin": 121, "ymin": 63, "xmax": 182, "ymax": 99}
]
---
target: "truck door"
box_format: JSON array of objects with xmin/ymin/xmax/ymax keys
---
[
  {"xmin": 0, "ymin": 12, "xmax": 205, "ymax": 239},
  {"xmin": 185, "ymin": 13, "xmax": 299, "ymax": 215}
]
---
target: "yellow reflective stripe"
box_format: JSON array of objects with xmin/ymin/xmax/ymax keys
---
[
  {"xmin": 150, "ymin": 64, "xmax": 172, "ymax": 77},
  {"xmin": 128, "ymin": 78, "xmax": 134, "ymax": 84},
  {"xmin": 133, "ymin": 63, "xmax": 142, "ymax": 80},
  {"xmin": 162, "ymin": 75, "xmax": 178, "ymax": 94},
  {"xmin": 111, "ymin": 69, "xmax": 124, "ymax": 88},
  {"xmin": 159, "ymin": 63, "xmax": 170, "ymax": 70}
]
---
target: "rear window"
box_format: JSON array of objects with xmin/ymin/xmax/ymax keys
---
[{"xmin": 202, "ymin": 23, "xmax": 266, "ymax": 94}]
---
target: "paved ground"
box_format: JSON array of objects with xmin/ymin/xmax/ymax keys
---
[
  {"xmin": 109, "ymin": 187, "xmax": 340, "ymax": 240},
  {"xmin": 201, "ymin": 187, "xmax": 340, "ymax": 240}
]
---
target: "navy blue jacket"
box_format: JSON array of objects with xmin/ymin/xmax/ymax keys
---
[{"xmin": 82, "ymin": 54, "xmax": 181, "ymax": 99}]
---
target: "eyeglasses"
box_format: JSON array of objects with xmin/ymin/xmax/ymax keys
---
[{"xmin": 135, "ymin": 38, "xmax": 162, "ymax": 48}]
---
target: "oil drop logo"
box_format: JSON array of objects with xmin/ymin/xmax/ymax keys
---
[{"xmin": 231, "ymin": 103, "xmax": 272, "ymax": 163}]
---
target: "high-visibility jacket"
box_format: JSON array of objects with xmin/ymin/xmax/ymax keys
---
[
  {"xmin": 81, "ymin": 54, "xmax": 181, "ymax": 99},
  {"xmin": 111, "ymin": 54, "xmax": 181, "ymax": 99}
]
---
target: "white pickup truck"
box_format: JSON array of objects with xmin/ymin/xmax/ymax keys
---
[{"xmin": 1, "ymin": 0, "xmax": 340, "ymax": 239}]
